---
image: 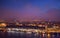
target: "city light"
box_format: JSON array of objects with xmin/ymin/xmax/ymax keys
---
[{"xmin": 0, "ymin": 23, "xmax": 7, "ymax": 27}]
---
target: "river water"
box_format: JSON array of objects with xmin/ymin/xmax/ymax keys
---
[{"xmin": 0, "ymin": 31, "xmax": 60, "ymax": 38}]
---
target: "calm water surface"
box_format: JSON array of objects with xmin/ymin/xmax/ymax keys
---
[{"xmin": 0, "ymin": 31, "xmax": 60, "ymax": 38}]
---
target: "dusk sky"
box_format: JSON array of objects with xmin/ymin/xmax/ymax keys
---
[{"xmin": 0, "ymin": 0, "xmax": 60, "ymax": 21}]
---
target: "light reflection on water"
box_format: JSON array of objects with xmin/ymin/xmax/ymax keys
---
[{"xmin": 0, "ymin": 31, "xmax": 60, "ymax": 38}]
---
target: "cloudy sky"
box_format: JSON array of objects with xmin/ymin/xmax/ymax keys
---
[{"xmin": 0, "ymin": 0, "xmax": 60, "ymax": 21}]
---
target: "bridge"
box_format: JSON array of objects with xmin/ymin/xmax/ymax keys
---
[{"xmin": 0, "ymin": 28, "xmax": 60, "ymax": 33}]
